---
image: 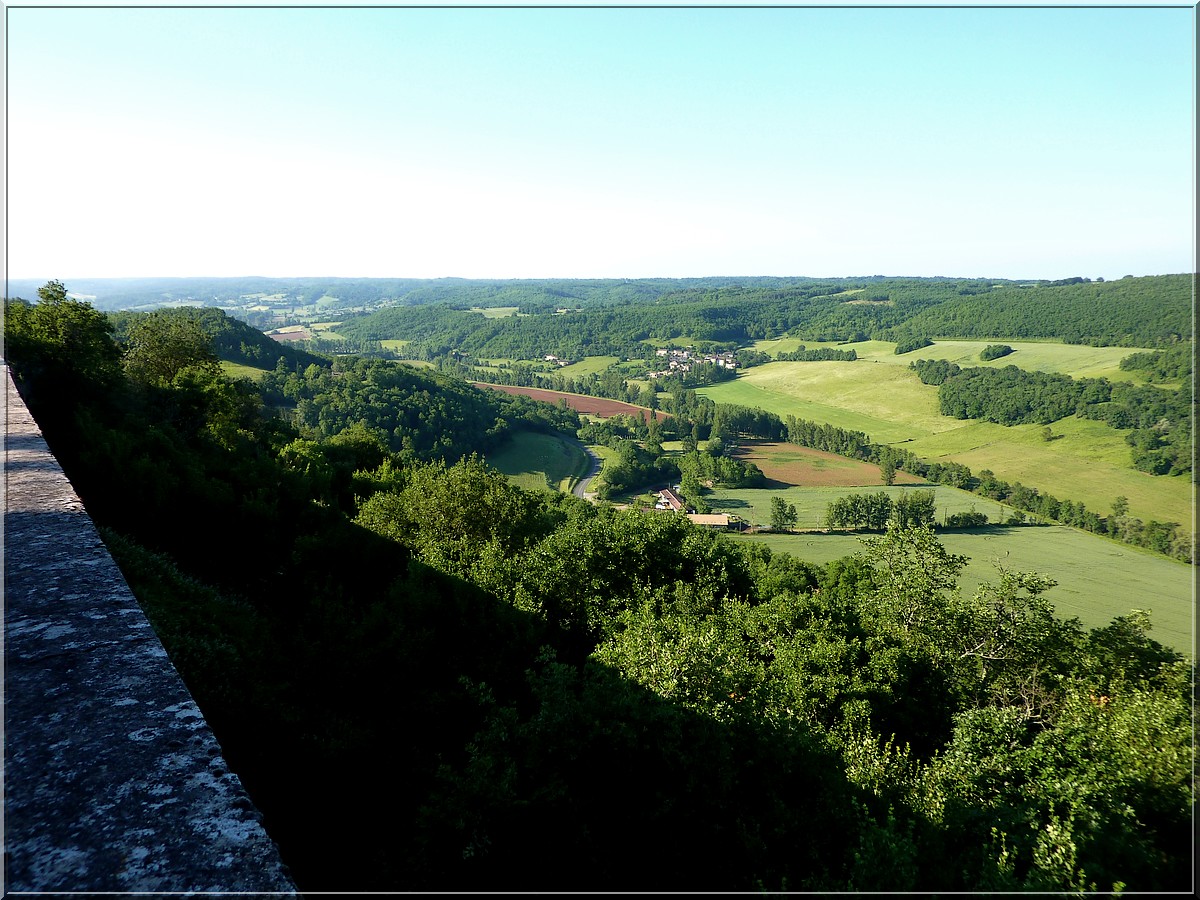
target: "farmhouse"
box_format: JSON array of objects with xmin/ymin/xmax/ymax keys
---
[{"xmin": 654, "ymin": 487, "xmax": 686, "ymax": 511}]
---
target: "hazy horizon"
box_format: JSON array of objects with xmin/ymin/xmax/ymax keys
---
[{"xmin": 7, "ymin": 4, "xmax": 1194, "ymax": 283}]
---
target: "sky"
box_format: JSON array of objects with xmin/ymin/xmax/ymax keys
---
[{"xmin": 4, "ymin": 3, "xmax": 1195, "ymax": 281}]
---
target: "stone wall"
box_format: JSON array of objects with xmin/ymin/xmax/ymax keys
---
[{"xmin": 3, "ymin": 367, "xmax": 297, "ymax": 894}]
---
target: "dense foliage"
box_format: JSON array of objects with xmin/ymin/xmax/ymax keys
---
[
  {"xmin": 323, "ymin": 275, "xmax": 1190, "ymax": 366},
  {"xmin": 825, "ymin": 490, "xmax": 937, "ymax": 531},
  {"xmin": 980, "ymin": 343, "xmax": 1014, "ymax": 361},
  {"xmin": 888, "ymin": 275, "xmax": 1192, "ymax": 347},
  {"xmin": 3, "ymin": 285, "xmax": 1194, "ymax": 892},
  {"xmin": 911, "ymin": 358, "xmax": 1194, "ymax": 477}
]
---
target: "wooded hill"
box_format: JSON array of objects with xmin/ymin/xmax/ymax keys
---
[
  {"xmin": 3, "ymin": 283, "xmax": 1193, "ymax": 892},
  {"xmin": 329, "ymin": 273, "xmax": 1192, "ymax": 356}
]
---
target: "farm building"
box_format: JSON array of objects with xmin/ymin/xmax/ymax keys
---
[
  {"xmin": 686, "ymin": 513, "xmax": 742, "ymax": 531},
  {"xmin": 654, "ymin": 488, "xmax": 686, "ymax": 511}
]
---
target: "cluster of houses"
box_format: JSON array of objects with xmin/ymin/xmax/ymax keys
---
[
  {"xmin": 653, "ymin": 487, "xmax": 743, "ymax": 531},
  {"xmin": 647, "ymin": 347, "xmax": 738, "ymax": 380}
]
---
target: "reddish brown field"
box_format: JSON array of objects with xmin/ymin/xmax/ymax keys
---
[
  {"xmin": 473, "ymin": 383, "xmax": 670, "ymax": 422},
  {"xmin": 730, "ymin": 441, "xmax": 924, "ymax": 487},
  {"xmin": 268, "ymin": 329, "xmax": 311, "ymax": 342}
]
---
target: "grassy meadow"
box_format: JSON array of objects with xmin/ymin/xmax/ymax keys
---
[
  {"xmin": 308, "ymin": 321, "xmax": 349, "ymax": 341},
  {"xmin": 558, "ymin": 355, "xmax": 621, "ymax": 377},
  {"xmin": 750, "ymin": 336, "xmax": 1163, "ymax": 383},
  {"xmin": 732, "ymin": 528, "xmax": 1193, "ymax": 655},
  {"xmin": 485, "ymin": 430, "xmax": 591, "ymax": 493},
  {"xmin": 220, "ymin": 361, "xmax": 270, "ymax": 381},
  {"xmin": 698, "ymin": 356, "xmax": 1192, "ymax": 526}
]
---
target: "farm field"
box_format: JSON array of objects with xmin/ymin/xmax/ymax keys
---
[
  {"xmin": 698, "ymin": 360, "xmax": 1192, "ymax": 526},
  {"xmin": 731, "ymin": 528, "xmax": 1193, "ymax": 655},
  {"xmin": 220, "ymin": 361, "xmax": 269, "ymax": 381},
  {"xmin": 730, "ymin": 441, "xmax": 923, "ymax": 487},
  {"xmin": 558, "ymin": 356, "xmax": 620, "ymax": 377},
  {"xmin": 470, "ymin": 306, "xmax": 521, "ymax": 318},
  {"xmin": 309, "ymin": 322, "xmax": 348, "ymax": 340},
  {"xmin": 473, "ymin": 382, "xmax": 670, "ymax": 421},
  {"xmin": 486, "ymin": 430, "xmax": 590, "ymax": 493},
  {"xmin": 750, "ymin": 337, "xmax": 1161, "ymax": 383}
]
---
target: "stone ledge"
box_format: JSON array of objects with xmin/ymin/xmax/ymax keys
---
[{"xmin": 3, "ymin": 366, "xmax": 297, "ymax": 894}]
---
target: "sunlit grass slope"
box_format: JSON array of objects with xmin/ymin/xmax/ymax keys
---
[
  {"xmin": 751, "ymin": 337, "xmax": 1163, "ymax": 383},
  {"xmin": 486, "ymin": 430, "xmax": 589, "ymax": 493},
  {"xmin": 699, "ymin": 360, "xmax": 1192, "ymax": 526}
]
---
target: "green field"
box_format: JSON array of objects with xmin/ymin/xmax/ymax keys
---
[
  {"xmin": 309, "ymin": 321, "xmax": 349, "ymax": 341},
  {"xmin": 731, "ymin": 528, "xmax": 1194, "ymax": 655},
  {"xmin": 698, "ymin": 360, "xmax": 1192, "ymax": 526},
  {"xmin": 750, "ymin": 336, "xmax": 1162, "ymax": 383},
  {"xmin": 471, "ymin": 306, "xmax": 521, "ymax": 319},
  {"xmin": 558, "ymin": 356, "xmax": 620, "ymax": 377},
  {"xmin": 381, "ymin": 339, "xmax": 411, "ymax": 351},
  {"xmin": 220, "ymin": 361, "xmax": 270, "ymax": 381},
  {"xmin": 485, "ymin": 430, "xmax": 590, "ymax": 493}
]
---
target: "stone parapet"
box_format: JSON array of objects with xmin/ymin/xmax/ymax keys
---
[{"xmin": 3, "ymin": 366, "xmax": 296, "ymax": 894}]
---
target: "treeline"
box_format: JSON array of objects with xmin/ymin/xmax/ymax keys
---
[
  {"xmin": 825, "ymin": 490, "xmax": 937, "ymax": 531},
  {"xmin": 912, "ymin": 359, "xmax": 1193, "ymax": 476},
  {"xmin": 776, "ymin": 345, "xmax": 858, "ymax": 362},
  {"xmin": 1119, "ymin": 342, "xmax": 1193, "ymax": 383},
  {"xmin": 3, "ymin": 283, "xmax": 1192, "ymax": 892}
]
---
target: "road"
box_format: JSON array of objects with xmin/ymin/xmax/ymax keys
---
[{"xmin": 572, "ymin": 443, "xmax": 603, "ymax": 499}]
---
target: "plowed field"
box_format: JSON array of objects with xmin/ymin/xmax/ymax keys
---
[
  {"xmin": 730, "ymin": 441, "xmax": 923, "ymax": 487},
  {"xmin": 473, "ymin": 383, "xmax": 670, "ymax": 422}
]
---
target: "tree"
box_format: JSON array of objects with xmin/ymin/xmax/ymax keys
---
[
  {"xmin": 3, "ymin": 281, "xmax": 122, "ymax": 403},
  {"xmin": 121, "ymin": 310, "xmax": 222, "ymax": 385},
  {"xmin": 880, "ymin": 457, "xmax": 897, "ymax": 486},
  {"xmin": 770, "ymin": 495, "xmax": 798, "ymax": 531}
]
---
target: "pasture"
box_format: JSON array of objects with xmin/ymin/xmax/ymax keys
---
[
  {"xmin": 731, "ymin": 442, "xmax": 923, "ymax": 487},
  {"xmin": 698, "ymin": 360, "xmax": 1192, "ymax": 526},
  {"xmin": 558, "ymin": 356, "xmax": 621, "ymax": 377},
  {"xmin": 471, "ymin": 306, "xmax": 521, "ymax": 318},
  {"xmin": 220, "ymin": 361, "xmax": 270, "ymax": 381},
  {"xmin": 732, "ymin": 528, "xmax": 1193, "ymax": 655},
  {"xmin": 309, "ymin": 321, "xmax": 349, "ymax": 341},
  {"xmin": 485, "ymin": 430, "xmax": 590, "ymax": 493},
  {"xmin": 750, "ymin": 337, "xmax": 1161, "ymax": 383}
]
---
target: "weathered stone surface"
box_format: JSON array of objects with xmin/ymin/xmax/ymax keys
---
[{"xmin": 3, "ymin": 367, "xmax": 297, "ymax": 894}]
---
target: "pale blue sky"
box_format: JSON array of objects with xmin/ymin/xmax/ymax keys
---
[{"xmin": 5, "ymin": 4, "xmax": 1194, "ymax": 280}]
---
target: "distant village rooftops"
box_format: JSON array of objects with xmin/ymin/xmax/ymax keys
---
[{"xmin": 648, "ymin": 347, "xmax": 737, "ymax": 380}]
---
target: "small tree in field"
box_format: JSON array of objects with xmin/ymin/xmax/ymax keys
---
[{"xmin": 770, "ymin": 495, "xmax": 798, "ymax": 532}]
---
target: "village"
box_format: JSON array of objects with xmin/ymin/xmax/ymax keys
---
[{"xmin": 646, "ymin": 347, "xmax": 739, "ymax": 380}]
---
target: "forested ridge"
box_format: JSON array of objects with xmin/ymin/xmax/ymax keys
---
[
  {"xmin": 3, "ymin": 283, "xmax": 1193, "ymax": 892},
  {"xmin": 328, "ymin": 273, "xmax": 1192, "ymax": 359}
]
